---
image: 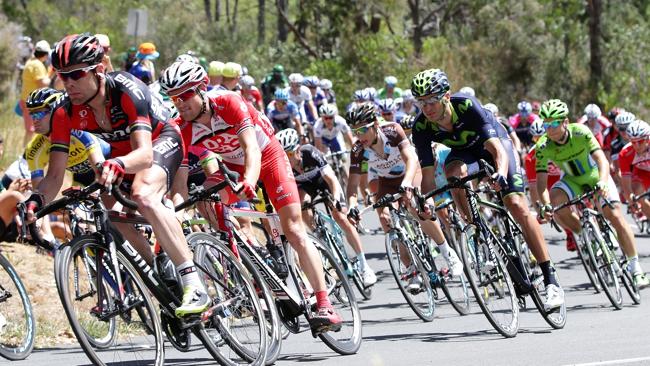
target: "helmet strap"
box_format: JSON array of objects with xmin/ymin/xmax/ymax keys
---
[
  {"xmin": 191, "ymin": 90, "xmax": 209, "ymax": 122},
  {"xmin": 80, "ymin": 71, "xmax": 103, "ymax": 106}
]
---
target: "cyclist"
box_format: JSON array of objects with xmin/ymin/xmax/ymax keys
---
[
  {"xmin": 266, "ymin": 89, "xmax": 304, "ymax": 136},
  {"xmin": 620, "ymin": 121, "xmax": 650, "ymax": 227},
  {"xmin": 313, "ymin": 104, "xmax": 353, "ymax": 154},
  {"xmin": 523, "ymin": 118, "xmax": 577, "ymax": 252},
  {"xmin": 378, "ymin": 76, "xmax": 403, "ymax": 99},
  {"xmin": 345, "ymin": 102, "xmax": 463, "ymax": 285},
  {"xmin": 240, "ymin": 75, "xmax": 264, "ymax": 111},
  {"xmin": 304, "ymin": 76, "xmax": 327, "ymax": 119},
  {"xmin": 378, "ymin": 98, "xmax": 397, "ymax": 123},
  {"xmin": 276, "ymin": 128, "xmax": 377, "ymax": 286},
  {"xmin": 458, "ymin": 86, "xmax": 475, "ymax": 97},
  {"xmin": 611, "ymin": 112, "xmax": 635, "ymax": 192},
  {"xmin": 286, "ymin": 73, "xmax": 318, "ymax": 126},
  {"xmin": 346, "ymin": 89, "xmax": 370, "ymax": 113},
  {"xmin": 207, "ymin": 60, "xmax": 224, "ymax": 90},
  {"xmin": 23, "ymin": 34, "xmax": 210, "ymax": 317},
  {"xmin": 261, "ymin": 64, "xmax": 288, "ymax": 106},
  {"xmin": 159, "ymin": 61, "xmax": 343, "ymax": 332},
  {"xmin": 395, "ymin": 90, "xmax": 419, "ymax": 122},
  {"xmin": 319, "ymin": 78, "xmax": 336, "ymax": 105},
  {"xmin": 510, "ymin": 100, "xmax": 538, "ymax": 148},
  {"xmin": 484, "ymin": 102, "xmax": 523, "ymax": 153},
  {"xmin": 535, "ymin": 100, "xmax": 650, "ymax": 289},
  {"xmin": 578, "ymin": 103, "xmax": 611, "ymax": 148},
  {"xmin": 410, "ymin": 69, "xmax": 564, "ymax": 311}
]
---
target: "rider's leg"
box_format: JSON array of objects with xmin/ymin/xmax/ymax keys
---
[
  {"xmin": 445, "ymin": 161, "xmax": 472, "ymax": 220},
  {"xmin": 632, "ymin": 181, "xmax": 650, "ymax": 219}
]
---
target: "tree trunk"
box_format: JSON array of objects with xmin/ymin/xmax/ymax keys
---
[
  {"xmin": 203, "ymin": 0, "xmax": 212, "ymax": 23},
  {"xmin": 257, "ymin": 0, "xmax": 265, "ymax": 45},
  {"xmin": 408, "ymin": 0, "xmax": 423, "ymax": 56},
  {"xmin": 215, "ymin": 0, "xmax": 220, "ymax": 22},
  {"xmin": 587, "ymin": 0, "xmax": 603, "ymax": 99},
  {"xmin": 277, "ymin": 0, "xmax": 288, "ymax": 42},
  {"xmin": 226, "ymin": 0, "xmax": 231, "ymax": 26},
  {"xmin": 231, "ymin": 0, "xmax": 239, "ymax": 33}
]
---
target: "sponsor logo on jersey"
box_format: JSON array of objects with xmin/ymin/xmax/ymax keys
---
[
  {"xmin": 115, "ymin": 73, "xmax": 145, "ymax": 100},
  {"xmin": 441, "ymin": 130, "xmax": 477, "ymax": 147}
]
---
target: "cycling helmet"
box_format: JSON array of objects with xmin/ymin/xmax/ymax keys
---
[
  {"xmin": 607, "ymin": 107, "xmax": 624, "ymax": 121},
  {"xmin": 274, "ymin": 89, "xmax": 289, "ymax": 101},
  {"xmin": 240, "ymin": 75, "xmax": 255, "ymax": 87},
  {"xmin": 353, "ymin": 89, "xmax": 369, "ymax": 102},
  {"xmin": 365, "ymin": 87, "xmax": 377, "ymax": 100},
  {"xmin": 51, "ymin": 34, "xmax": 104, "ymax": 70},
  {"xmin": 530, "ymin": 117, "xmax": 546, "ymax": 137},
  {"xmin": 319, "ymin": 104, "xmax": 336, "ymax": 117},
  {"xmin": 459, "ymin": 86, "xmax": 475, "ymax": 97},
  {"xmin": 584, "ymin": 103, "xmax": 602, "ymax": 119},
  {"xmin": 241, "ymin": 66, "xmax": 248, "ymax": 76},
  {"xmin": 401, "ymin": 89, "xmax": 414, "ymax": 101},
  {"xmin": 320, "ymin": 79, "xmax": 333, "ymax": 90},
  {"xmin": 275, "ymin": 128, "xmax": 300, "ymax": 152},
  {"xmin": 208, "ymin": 61, "xmax": 224, "ymax": 76},
  {"xmin": 346, "ymin": 102, "xmax": 377, "ymax": 127},
  {"xmin": 378, "ymin": 98, "xmax": 396, "ymax": 113},
  {"xmin": 400, "ymin": 114, "xmax": 416, "ymax": 131},
  {"xmin": 159, "ymin": 61, "xmax": 208, "ymax": 94},
  {"xmin": 272, "ymin": 64, "xmax": 284, "ymax": 74},
  {"xmin": 483, "ymin": 103, "xmax": 499, "ymax": 115},
  {"xmin": 614, "ymin": 111, "xmax": 636, "ymax": 130},
  {"xmin": 303, "ymin": 76, "xmax": 320, "ymax": 88},
  {"xmin": 411, "ymin": 68, "xmax": 450, "ymax": 99},
  {"xmin": 627, "ymin": 120, "xmax": 650, "ymax": 141},
  {"xmin": 222, "ymin": 62, "xmax": 242, "ymax": 78},
  {"xmin": 538, "ymin": 99, "xmax": 569, "ymax": 120},
  {"xmin": 26, "ymin": 87, "xmax": 63, "ymax": 111},
  {"xmin": 176, "ymin": 54, "xmax": 197, "ymax": 64},
  {"xmin": 384, "ymin": 76, "xmax": 398, "ymax": 87},
  {"xmin": 288, "ymin": 73, "xmax": 304, "ymax": 84},
  {"xmin": 517, "ymin": 101, "xmax": 532, "ymax": 115}
]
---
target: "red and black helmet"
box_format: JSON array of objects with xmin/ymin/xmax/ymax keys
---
[{"xmin": 51, "ymin": 33, "xmax": 104, "ymax": 70}]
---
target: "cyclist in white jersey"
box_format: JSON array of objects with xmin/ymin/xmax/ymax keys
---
[
  {"xmin": 286, "ymin": 73, "xmax": 318, "ymax": 124},
  {"xmin": 313, "ymin": 104, "xmax": 353, "ymax": 154}
]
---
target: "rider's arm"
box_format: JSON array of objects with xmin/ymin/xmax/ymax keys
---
[
  {"xmin": 399, "ymin": 143, "xmax": 419, "ymax": 188},
  {"xmin": 322, "ymin": 166, "xmax": 343, "ymax": 202},
  {"xmin": 621, "ymin": 175, "xmax": 634, "ymax": 204},
  {"xmin": 536, "ymin": 172, "xmax": 550, "ymax": 206},
  {"xmin": 121, "ymin": 130, "xmax": 154, "ymax": 172},
  {"xmin": 346, "ymin": 173, "xmax": 361, "ymax": 208},
  {"xmin": 290, "ymin": 104, "xmax": 305, "ymax": 137},
  {"xmin": 420, "ymin": 166, "xmax": 436, "ymax": 194},
  {"xmin": 509, "ymin": 131, "xmax": 522, "ymax": 152},
  {"xmin": 591, "ymin": 148, "xmax": 610, "ymax": 183},
  {"xmin": 483, "ymin": 137, "xmax": 509, "ymax": 177},
  {"xmin": 239, "ymin": 127, "xmax": 262, "ymax": 186},
  {"xmin": 315, "ymin": 138, "xmax": 326, "ymax": 153},
  {"xmin": 170, "ymin": 165, "xmax": 189, "ymax": 206},
  {"xmin": 35, "ymin": 152, "xmax": 68, "ymax": 202}
]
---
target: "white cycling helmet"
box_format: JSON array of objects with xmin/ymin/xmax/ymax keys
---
[
  {"xmin": 240, "ymin": 75, "xmax": 255, "ymax": 87},
  {"xmin": 627, "ymin": 120, "xmax": 650, "ymax": 141},
  {"xmin": 584, "ymin": 103, "xmax": 602, "ymax": 119},
  {"xmin": 614, "ymin": 111, "xmax": 636, "ymax": 130},
  {"xmin": 275, "ymin": 128, "xmax": 300, "ymax": 152},
  {"xmin": 378, "ymin": 98, "xmax": 396, "ymax": 113},
  {"xmin": 288, "ymin": 73, "xmax": 304, "ymax": 84},
  {"xmin": 401, "ymin": 89, "xmax": 414, "ymax": 101},
  {"xmin": 320, "ymin": 78, "xmax": 333, "ymax": 90},
  {"xmin": 319, "ymin": 104, "xmax": 337, "ymax": 117},
  {"xmin": 159, "ymin": 61, "xmax": 208, "ymax": 93},
  {"xmin": 517, "ymin": 101, "xmax": 532, "ymax": 115},
  {"xmin": 483, "ymin": 103, "xmax": 499, "ymax": 115},
  {"xmin": 176, "ymin": 54, "xmax": 197, "ymax": 64},
  {"xmin": 459, "ymin": 86, "xmax": 476, "ymax": 97},
  {"xmin": 530, "ymin": 117, "xmax": 546, "ymax": 137},
  {"xmin": 365, "ymin": 87, "xmax": 377, "ymax": 100}
]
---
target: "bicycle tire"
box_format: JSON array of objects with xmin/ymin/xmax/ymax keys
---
[
  {"xmin": 582, "ymin": 222, "xmax": 623, "ymax": 309},
  {"xmin": 0, "ymin": 252, "xmax": 35, "ymax": 360},
  {"xmin": 299, "ymin": 233, "xmax": 362, "ymax": 355},
  {"xmin": 601, "ymin": 223, "xmax": 640, "ymax": 305},
  {"xmin": 189, "ymin": 232, "xmax": 268, "ymax": 366},
  {"xmin": 319, "ymin": 229, "xmax": 372, "ymax": 301},
  {"xmin": 385, "ymin": 230, "xmax": 435, "ymax": 322},
  {"xmin": 620, "ymin": 265, "xmax": 641, "ymax": 305},
  {"xmin": 575, "ymin": 233, "xmax": 602, "ymax": 293},
  {"xmin": 459, "ymin": 224, "xmax": 519, "ymax": 338},
  {"xmin": 56, "ymin": 235, "xmax": 164, "ymax": 366},
  {"xmin": 431, "ymin": 251, "xmax": 471, "ymax": 315}
]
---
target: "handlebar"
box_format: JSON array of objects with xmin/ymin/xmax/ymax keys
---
[
  {"xmin": 421, "ymin": 159, "xmax": 495, "ymax": 201},
  {"xmin": 552, "ymin": 187, "xmax": 614, "ymax": 212},
  {"xmin": 325, "ymin": 150, "xmax": 350, "ymax": 159},
  {"xmin": 633, "ymin": 190, "xmax": 650, "ymax": 203}
]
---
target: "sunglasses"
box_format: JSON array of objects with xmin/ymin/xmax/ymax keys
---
[
  {"xmin": 170, "ymin": 88, "xmax": 198, "ymax": 103},
  {"xmin": 322, "ymin": 115, "xmax": 334, "ymax": 120},
  {"xmin": 351, "ymin": 122, "xmax": 374, "ymax": 136},
  {"xmin": 415, "ymin": 95, "xmax": 442, "ymax": 107},
  {"xmin": 631, "ymin": 139, "xmax": 648, "ymax": 145},
  {"xmin": 543, "ymin": 119, "xmax": 564, "ymax": 129},
  {"xmin": 275, "ymin": 100, "xmax": 287, "ymax": 105},
  {"xmin": 30, "ymin": 110, "xmax": 49, "ymax": 121},
  {"xmin": 58, "ymin": 65, "xmax": 98, "ymax": 81}
]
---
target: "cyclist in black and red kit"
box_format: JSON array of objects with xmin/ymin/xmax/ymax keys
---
[{"xmin": 22, "ymin": 34, "xmax": 210, "ymax": 317}]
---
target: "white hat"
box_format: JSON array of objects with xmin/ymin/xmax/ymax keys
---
[
  {"xmin": 95, "ymin": 34, "xmax": 111, "ymax": 48},
  {"xmin": 34, "ymin": 40, "xmax": 51, "ymax": 53}
]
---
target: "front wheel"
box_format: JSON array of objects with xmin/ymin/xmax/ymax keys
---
[
  {"xmin": 583, "ymin": 222, "xmax": 623, "ymax": 309},
  {"xmin": 0, "ymin": 252, "xmax": 35, "ymax": 360}
]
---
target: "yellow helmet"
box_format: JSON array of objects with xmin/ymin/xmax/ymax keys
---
[{"xmin": 208, "ymin": 61, "xmax": 224, "ymax": 77}]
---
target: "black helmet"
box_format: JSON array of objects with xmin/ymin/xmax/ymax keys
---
[
  {"xmin": 51, "ymin": 33, "xmax": 104, "ymax": 70},
  {"xmin": 345, "ymin": 102, "xmax": 377, "ymax": 127}
]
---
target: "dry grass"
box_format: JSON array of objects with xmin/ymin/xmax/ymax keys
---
[
  {"xmin": 0, "ymin": 100, "xmax": 27, "ymax": 169},
  {"xmin": 0, "ymin": 242, "xmax": 78, "ymax": 347}
]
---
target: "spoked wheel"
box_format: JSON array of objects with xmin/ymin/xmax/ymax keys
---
[
  {"xmin": 431, "ymin": 250, "xmax": 471, "ymax": 316},
  {"xmin": 190, "ymin": 232, "xmax": 268, "ymax": 366},
  {"xmin": 459, "ymin": 224, "xmax": 519, "ymax": 338},
  {"xmin": 620, "ymin": 263, "xmax": 641, "ymax": 305},
  {"xmin": 576, "ymin": 234, "xmax": 602, "ymax": 293},
  {"xmin": 583, "ymin": 222, "xmax": 623, "ymax": 309},
  {"xmin": 55, "ymin": 235, "xmax": 164, "ymax": 366},
  {"xmin": 0, "ymin": 252, "xmax": 35, "ymax": 360},
  {"xmin": 349, "ymin": 258, "xmax": 373, "ymax": 301},
  {"xmin": 385, "ymin": 231, "xmax": 435, "ymax": 322}
]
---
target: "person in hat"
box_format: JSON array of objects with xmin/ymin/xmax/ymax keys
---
[
  {"xmin": 128, "ymin": 42, "xmax": 159, "ymax": 85},
  {"xmin": 122, "ymin": 46, "xmax": 138, "ymax": 71},
  {"xmin": 207, "ymin": 61, "xmax": 224, "ymax": 89},
  {"xmin": 95, "ymin": 34, "xmax": 114, "ymax": 72},
  {"xmin": 220, "ymin": 62, "xmax": 242, "ymax": 91},
  {"xmin": 20, "ymin": 39, "xmax": 51, "ymax": 145}
]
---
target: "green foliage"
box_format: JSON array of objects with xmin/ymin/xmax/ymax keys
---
[{"xmin": 0, "ymin": 13, "xmax": 23, "ymax": 99}]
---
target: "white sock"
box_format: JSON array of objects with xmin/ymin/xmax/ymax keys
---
[
  {"xmin": 357, "ymin": 253, "xmax": 367, "ymax": 271},
  {"xmin": 437, "ymin": 241, "xmax": 450, "ymax": 258},
  {"xmin": 627, "ymin": 256, "xmax": 642, "ymax": 274},
  {"xmin": 177, "ymin": 261, "xmax": 205, "ymax": 291}
]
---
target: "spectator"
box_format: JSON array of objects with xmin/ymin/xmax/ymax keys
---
[
  {"xmin": 221, "ymin": 62, "xmax": 242, "ymax": 91},
  {"xmin": 20, "ymin": 40, "xmax": 50, "ymax": 146},
  {"xmin": 128, "ymin": 42, "xmax": 159, "ymax": 85},
  {"xmin": 122, "ymin": 46, "xmax": 137, "ymax": 71},
  {"xmin": 95, "ymin": 33, "xmax": 114, "ymax": 72},
  {"xmin": 208, "ymin": 61, "xmax": 224, "ymax": 89}
]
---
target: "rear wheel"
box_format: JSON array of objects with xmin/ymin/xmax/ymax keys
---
[
  {"xmin": 0, "ymin": 252, "xmax": 35, "ymax": 360},
  {"xmin": 583, "ymin": 222, "xmax": 623, "ymax": 309}
]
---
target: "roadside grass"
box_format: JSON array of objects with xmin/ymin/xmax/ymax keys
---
[{"xmin": 0, "ymin": 99, "xmax": 27, "ymax": 168}]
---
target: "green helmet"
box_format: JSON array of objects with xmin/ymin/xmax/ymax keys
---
[
  {"xmin": 273, "ymin": 64, "xmax": 284, "ymax": 74},
  {"xmin": 411, "ymin": 68, "xmax": 450, "ymax": 98},
  {"xmin": 539, "ymin": 99, "xmax": 569, "ymax": 120}
]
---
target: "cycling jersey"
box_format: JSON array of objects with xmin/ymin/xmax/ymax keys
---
[
  {"xmin": 611, "ymin": 135, "xmax": 629, "ymax": 161},
  {"xmin": 524, "ymin": 146, "xmax": 561, "ymax": 187},
  {"xmin": 25, "ymin": 131, "xmax": 109, "ymax": 179},
  {"xmin": 291, "ymin": 144, "xmax": 334, "ymax": 199},
  {"xmin": 619, "ymin": 143, "xmax": 650, "ymax": 189},
  {"xmin": 509, "ymin": 113, "xmax": 539, "ymax": 147},
  {"xmin": 0, "ymin": 158, "xmax": 30, "ymax": 190},
  {"xmin": 577, "ymin": 115, "xmax": 611, "ymax": 148},
  {"xmin": 179, "ymin": 90, "xmax": 299, "ymax": 209},
  {"xmin": 266, "ymin": 100, "xmax": 300, "ymax": 131},
  {"xmin": 242, "ymin": 86, "xmax": 263, "ymax": 108},
  {"xmin": 350, "ymin": 122, "xmax": 410, "ymax": 180},
  {"xmin": 286, "ymin": 85, "xmax": 312, "ymax": 122},
  {"xmin": 313, "ymin": 115, "xmax": 349, "ymax": 152}
]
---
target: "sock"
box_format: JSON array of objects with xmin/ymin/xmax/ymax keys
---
[
  {"xmin": 539, "ymin": 260, "xmax": 558, "ymax": 287},
  {"xmin": 437, "ymin": 241, "xmax": 450, "ymax": 258},
  {"xmin": 177, "ymin": 261, "xmax": 204, "ymax": 291},
  {"xmin": 356, "ymin": 253, "xmax": 367, "ymax": 271},
  {"xmin": 627, "ymin": 255, "xmax": 641, "ymax": 274},
  {"xmin": 315, "ymin": 290, "xmax": 331, "ymax": 309}
]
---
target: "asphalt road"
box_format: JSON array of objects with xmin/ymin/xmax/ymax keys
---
[{"xmin": 5, "ymin": 212, "xmax": 650, "ymax": 366}]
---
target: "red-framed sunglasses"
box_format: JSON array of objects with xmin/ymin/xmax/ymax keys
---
[
  {"xmin": 57, "ymin": 65, "xmax": 98, "ymax": 81},
  {"xmin": 170, "ymin": 88, "xmax": 199, "ymax": 103}
]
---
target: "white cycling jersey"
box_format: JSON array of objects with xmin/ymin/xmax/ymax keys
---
[{"xmin": 313, "ymin": 115, "xmax": 350, "ymax": 141}]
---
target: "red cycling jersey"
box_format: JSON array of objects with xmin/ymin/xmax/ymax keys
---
[
  {"xmin": 577, "ymin": 115, "xmax": 611, "ymax": 148},
  {"xmin": 524, "ymin": 146, "xmax": 561, "ymax": 187},
  {"xmin": 179, "ymin": 90, "xmax": 299, "ymax": 209},
  {"xmin": 242, "ymin": 87, "xmax": 263, "ymax": 108},
  {"xmin": 619, "ymin": 142, "xmax": 650, "ymax": 189}
]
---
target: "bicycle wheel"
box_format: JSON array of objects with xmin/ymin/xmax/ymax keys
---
[
  {"xmin": 601, "ymin": 223, "xmax": 640, "ymax": 305},
  {"xmin": 290, "ymin": 233, "xmax": 361, "ymax": 355},
  {"xmin": 321, "ymin": 231, "xmax": 372, "ymax": 301},
  {"xmin": 459, "ymin": 224, "xmax": 518, "ymax": 338},
  {"xmin": 582, "ymin": 222, "xmax": 623, "ymax": 309},
  {"xmin": 0, "ymin": 252, "xmax": 35, "ymax": 360},
  {"xmin": 349, "ymin": 258, "xmax": 373, "ymax": 301},
  {"xmin": 575, "ymin": 234, "xmax": 602, "ymax": 293},
  {"xmin": 190, "ymin": 232, "xmax": 268, "ymax": 366},
  {"xmin": 56, "ymin": 235, "xmax": 164, "ymax": 366},
  {"xmin": 431, "ymin": 248, "xmax": 471, "ymax": 316},
  {"xmin": 620, "ymin": 264, "xmax": 641, "ymax": 305},
  {"xmin": 385, "ymin": 230, "xmax": 435, "ymax": 322}
]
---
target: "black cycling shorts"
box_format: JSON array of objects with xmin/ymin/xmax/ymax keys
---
[
  {"xmin": 0, "ymin": 219, "xmax": 19, "ymax": 243},
  {"xmin": 152, "ymin": 123, "xmax": 185, "ymax": 190},
  {"xmin": 272, "ymin": 118, "xmax": 295, "ymax": 133}
]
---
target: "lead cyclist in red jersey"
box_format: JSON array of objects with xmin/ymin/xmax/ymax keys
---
[
  {"xmin": 159, "ymin": 61, "xmax": 342, "ymax": 332},
  {"xmin": 22, "ymin": 34, "xmax": 210, "ymax": 316}
]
